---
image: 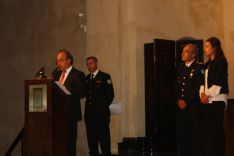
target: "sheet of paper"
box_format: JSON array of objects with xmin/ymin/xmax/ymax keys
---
[
  {"xmin": 55, "ymin": 81, "xmax": 71, "ymax": 95},
  {"xmin": 109, "ymin": 102, "xmax": 122, "ymax": 115}
]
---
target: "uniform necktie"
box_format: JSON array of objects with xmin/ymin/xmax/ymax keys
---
[
  {"xmin": 90, "ymin": 74, "xmax": 94, "ymax": 80},
  {"xmin": 59, "ymin": 71, "xmax": 66, "ymax": 84}
]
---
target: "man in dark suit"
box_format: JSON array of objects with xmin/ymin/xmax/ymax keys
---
[
  {"xmin": 175, "ymin": 44, "xmax": 204, "ymax": 156},
  {"xmin": 52, "ymin": 49, "xmax": 85, "ymax": 156},
  {"xmin": 85, "ymin": 56, "xmax": 114, "ymax": 156}
]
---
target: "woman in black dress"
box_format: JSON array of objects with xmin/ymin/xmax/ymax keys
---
[{"xmin": 200, "ymin": 37, "xmax": 229, "ymax": 156}]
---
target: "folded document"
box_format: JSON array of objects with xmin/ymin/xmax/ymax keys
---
[{"xmin": 109, "ymin": 102, "xmax": 122, "ymax": 115}]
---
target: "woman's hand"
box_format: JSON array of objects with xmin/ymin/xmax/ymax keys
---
[{"xmin": 200, "ymin": 93, "xmax": 209, "ymax": 104}]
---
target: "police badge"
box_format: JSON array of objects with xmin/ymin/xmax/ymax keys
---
[
  {"xmin": 190, "ymin": 69, "xmax": 194, "ymax": 78},
  {"xmin": 107, "ymin": 79, "xmax": 112, "ymax": 84}
]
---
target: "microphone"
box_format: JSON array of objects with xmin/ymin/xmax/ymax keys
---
[{"xmin": 35, "ymin": 66, "xmax": 47, "ymax": 79}]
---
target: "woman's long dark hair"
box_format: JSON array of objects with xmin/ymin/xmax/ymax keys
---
[
  {"xmin": 205, "ymin": 37, "xmax": 228, "ymax": 68},
  {"xmin": 206, "ymin": 37, "xmax": 226, "ymax": 60}
]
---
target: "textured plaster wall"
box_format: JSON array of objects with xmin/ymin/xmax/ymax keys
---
[
  {"xmin": 223, "ymin": 0, "xmax": 234, "ymax": 98},
  {"xmin": 0, "ymin": 0, "xmax": 87, "ymax": 155},
  {"xmin": 86, "ymin": 0, "xmax": 121, "ymax": 153},
  {"xmin": 87, "ymin": 0, "xmax": 234, "ymax": 153}
]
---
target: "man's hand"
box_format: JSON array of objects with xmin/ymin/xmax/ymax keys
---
[{"xmin": 178, "ymin": 99, "xmax": 187, "ymax": 110}]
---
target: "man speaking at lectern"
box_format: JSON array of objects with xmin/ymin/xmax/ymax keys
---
[{"xmin": 52, "ymin": 49, "xmax": 85, "ymax": 156}]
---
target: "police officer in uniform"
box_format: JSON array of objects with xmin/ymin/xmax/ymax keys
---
[
  {"xmin": 85, "ymin": 56, "xmax": 114, "ymax": 156},
  {"xmin": 175, "ymin": 43, "xmax": 204, "ymax": 156}
]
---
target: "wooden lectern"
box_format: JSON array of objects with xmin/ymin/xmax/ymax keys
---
[{"xmin": 23, "ymin": 79, "xmax": 69, "ymax": 156}]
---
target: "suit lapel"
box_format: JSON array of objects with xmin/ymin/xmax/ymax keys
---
[{"xmin": 54, "ymin": 70, "xmax": 62, "ymax": 81}]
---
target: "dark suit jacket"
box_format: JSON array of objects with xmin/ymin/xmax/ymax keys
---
[
  {"xmin": 205, "ymin": 58, "xmax": 229, "ymax": 94},
  {"xmin": 85, "ymin": 70, "xmax": 114, "ymax": 117},
  {"xmin": 175, "ymin": 61, "xmax": 204, "ymax": 108},
  {"xmin": 53, "ymin": 67, "xmax": 85, "ymax": 121}
]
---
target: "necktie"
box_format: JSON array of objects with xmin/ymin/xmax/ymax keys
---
[
  {"xmin": 59, "ymin": 71, "xmax": 66, "ymax": 84},
  {"xmin": 90, "ymin": 74, "xmax": 94, "ymax": 80}
]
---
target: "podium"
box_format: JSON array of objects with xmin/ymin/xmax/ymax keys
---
[{"xmin": 23, "ymin": 79, "xmax": 69, "ymax": 156}]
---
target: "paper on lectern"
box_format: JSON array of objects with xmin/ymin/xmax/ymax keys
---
[
  {"xmin": 55, "ymin": 81, "xmax": 71, "ymax": 95},
  {"xmin": 109, "ymin": 102, "xmax": 122, "ymax": 115}
]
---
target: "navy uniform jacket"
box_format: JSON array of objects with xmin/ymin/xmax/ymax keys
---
[
  {"xmin": 53, "ymin": 67, "xmax": 85, "ymax": 121},
  {"xmin": 175, "ymin": 61, "xmax": 204, "ymax": 108},
  {"xmin": 85, "ymin": 71, "xmax": 114, "ymax": 117}
]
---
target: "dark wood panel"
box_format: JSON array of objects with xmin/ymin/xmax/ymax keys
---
[
  {"xmin": 225, "ymin": 99, "xmax": 234, "ymax": 156},
  {"xmin": 144, "ymin": 43, "xmax": 155, "ymax": 137},
  {"xmin": 144, "ymin": 39, "xmax": 176, "ymax": 152},
  {"xmin": 153, "ymin": 39, "xmax": 176, "ymax": 152}
]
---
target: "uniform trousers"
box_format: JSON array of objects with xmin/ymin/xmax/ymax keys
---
[
  {"xmin": 177, "ymin": 105, "xmax": 203, "ymax": 156},
  {"xmin": 85, "ymin": 113, "xmax": 111, "ymax": 156}
]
